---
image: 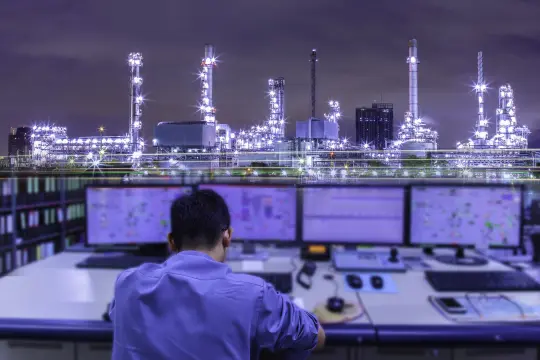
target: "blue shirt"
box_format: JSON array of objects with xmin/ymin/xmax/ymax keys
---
[{"xmin": 110, "ymin": 251, "xmax": 319, "ymax": 360}]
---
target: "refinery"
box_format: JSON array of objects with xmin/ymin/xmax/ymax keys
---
[{"xmin": 11, "ymin": 38, "xmax": 536, "ymax": 180}]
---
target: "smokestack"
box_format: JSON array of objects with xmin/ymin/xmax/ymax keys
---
[
  {"xmin": 310, "ymin": 49, "xmax": 318, "ymax": 118},
  {"xmin": 407, "ymin": 39, "xmax": 419, "ymax": 119}
]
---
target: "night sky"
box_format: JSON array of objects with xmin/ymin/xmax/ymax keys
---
[{"xmin": 1, "ymin": 0, "xmax": 539, "ymax": 154}]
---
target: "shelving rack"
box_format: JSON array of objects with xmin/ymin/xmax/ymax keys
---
[{"xmin": 0, "ymin": 176, "xmax": 102, "ymax": 276}]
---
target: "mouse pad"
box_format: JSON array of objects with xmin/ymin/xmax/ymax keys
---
[
  {"xmin": 313, "ymin": 302, "xmax": 363, "ymax": 324},
  {"xmin": 342, "ymin": 273, "xmax": 398, "ymax": 293}
]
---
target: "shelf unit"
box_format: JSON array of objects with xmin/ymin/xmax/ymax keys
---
[{"xmin": 0, "ymin": 177, "xmax": 96, "ymax": 276}]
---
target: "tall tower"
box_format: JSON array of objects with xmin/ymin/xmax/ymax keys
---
[
  {"xmin": 407, "ymin": 39, "xmax": 419, "ymax": 120},
  {"xmin": 310, "ymin": 49, "xmax": 318, "ymax": 118},
  {"xmin": 473, "ymin": 51, "xmax": 488, "ymax": 146},
  {"xmin": 267, "ymin": 78, "xmax": 285, "ymax": 138},
  {"xmin": 128, "ymin": 52, "xmax": 143, "ymax": 154},
  {"xmin": 199, "ymin": 44, "xmax": 217, "ymax": 124}
]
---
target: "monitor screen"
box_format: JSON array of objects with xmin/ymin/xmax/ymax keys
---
[
  {"xmin": 410, "ymin": 186, "xmax": 522, "ymax": 247},
  {"xmin": 302, "ymin": 187, "xmax": 405, "ymax": 244},
  {"xmin": 198, "ymin": 184, "xmax": 297, "ymax": 242},
  {"xmin": 86, "ymin": 186, "xmax": 192, "ymax": 245}
]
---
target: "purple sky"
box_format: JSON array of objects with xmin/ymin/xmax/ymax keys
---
[{"xmin": 1, "ymin": 0, "xmax": 539, "ymax": 153}]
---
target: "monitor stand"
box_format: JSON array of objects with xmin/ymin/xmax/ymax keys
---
[
  {"xmin": 434, "ymin": 247, "xmax": 488, "ymax": 266},
  {"xmin": 226, "ymin": 242, "xmax": 269, "ymax": 261},
  {"xmin": 130, "ymin": 244, "xmax": 169, "ymax": 258}
]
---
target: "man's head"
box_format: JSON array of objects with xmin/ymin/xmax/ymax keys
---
[{"xmin": 168, "ymin": 189, "xmax": 232, "ymax": 261}]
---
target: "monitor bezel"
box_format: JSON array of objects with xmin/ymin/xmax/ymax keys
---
[
  {"xmin": 196, "ymin": 182, "xmax": 300, "ymax": 246},
  {"xmin": 298, "ymin": 184, "xmax": 407, "ymax": 246},
  {"xmin": 408, "ymin": 183, "xmax": 524, "ymax": 249},
  {"xmin": 84, "ymin": 183, "xmax": 196, "ymax": 247}
]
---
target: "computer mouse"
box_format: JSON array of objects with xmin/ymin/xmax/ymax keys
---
[
  {"xmin": 326, "ymin": 296, "xmax": 345, "ymax": 313},
  {"xmin": 346, "ymin": 274, "xmax": 363, "ymax": 289},
  {"xmin": 370, "ymin": 275, "xmax": 384, "ymax": 290}
]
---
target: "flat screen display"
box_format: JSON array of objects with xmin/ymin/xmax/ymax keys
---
[
  {"xmin": 86, "ymin": 186, "xmax": 192, "ymax": 245},
  {"xmin": 302, "ymin": 187, "xmax": 405, "ymax": 244},
  {"xmin": 198, "ymin": 184, "xmax": 297, "ymax": 242},
  {"xmin": 410, "ymin": 186, "xmax": 522, "ymax": 247}
]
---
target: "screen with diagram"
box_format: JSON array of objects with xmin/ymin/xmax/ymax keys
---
[
  {"xmin": 86, "ymin": 186, "xmax": 192, "ymax": 245},
  {"xmin": 410, "ymin": 186, "xmax": 522, "ymax": 247},
  {"xmin": 198, "ymin": 184, "xmax": 296, "ymax": 241},
  {"xmin": 302, "ymin": 187, "xmax": 405, "ymax": 244}
]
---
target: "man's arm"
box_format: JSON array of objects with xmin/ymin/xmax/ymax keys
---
[{"xmin": 255, "ymin": 282, "xmax": 325, "ymax": 353}]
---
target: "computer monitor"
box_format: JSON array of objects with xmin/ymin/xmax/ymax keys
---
[
  {"xmin": 410, "ymin": 185, "xmax": 523, "ymax": 248},
  {"xmin": 302, "ymin": 186, "xmax": 406, "ymax": 245},
  {"xmin": 197, "ymin": 184, "xmax": 297, "ymax": 242},
  {"xmin": 86, "ymin": 186, "xmax": 192, "ymax": 246}
]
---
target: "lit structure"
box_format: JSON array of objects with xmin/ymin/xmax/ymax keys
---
[
  {"xmin": 324, "ymin": 100, "xmax": 341, "ymax": 125},
  {"xmin": 456, "ymin": 53, "xmax": 529, "ymax": 152},
  {"xmin": 491, "ymin": 84, "xmax": 530, "ymax": 149},
  {"xmin": 473, "ymin": 52, "xmax": 489, "ymax": 147},
  {"xmin": 28, "ymin": 51, "xmax": 149, "ymax": 165},
  {"xmin": 233, "ymin": 78, "xmax": 286, "ymax": 151},
  {"xmin": 267, "ymin": 77, "xmax": 286, "ymax": 138},
  {"xmin": 389, "ymin": 38, "xmax": 438, "ymax": 153},
  {"xmin": 128, "ymin": 52, "xmax": 144, "ymax": 156},
  {"xmin": 199, "ymin": 44, "xmax": 217, "ymax": 125}
]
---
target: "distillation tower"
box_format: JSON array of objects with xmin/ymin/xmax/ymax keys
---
[
  {"xmin": 199, "ymin": 44, "xmax": 217, "ymax": 125},
  {"xmin": 453, "ymin": 53, "xmax": 531, "ymax": 171},
  {"xmin": 390, "ymin": 39, "xmax": 438, "ymax": 153},
  {"xmin": 324, "ymin": 100, "xmax": 341, "ymax": 127},
  {"xmin": 234, "ymin": 78, "xmax": 286, "ymax": 151},
  {"xmin": 491, "ymin": 84, "xmax": 530, "ymax": 149},
  {"xmin": 128, "ymin": 52, "xmax": 144, "ymax": 157}
]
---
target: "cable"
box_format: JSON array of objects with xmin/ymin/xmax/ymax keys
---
[
  {"xmin": 323, "ymin": 273, "xmax": 339, "ymax": 297},
  {"xmin": 354, "ymin": 292, "xmax": 369, "ymax": 323}
]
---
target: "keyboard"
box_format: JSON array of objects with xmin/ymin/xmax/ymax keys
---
[
  {"xmin": 76, "ymin": 254, "xmax": 166, "ymax": 269},
  {"xmin": 425, "ymin": 270, "xmax": 540, "ymax": 292},
  {"xmin": 243, "ymin": 272, "xmax": 293, "ymax": 294}
]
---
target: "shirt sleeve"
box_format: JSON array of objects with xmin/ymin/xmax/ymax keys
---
[{"xmin": 254, "ymin": 282, "xmax": 319, "ymax": 353}]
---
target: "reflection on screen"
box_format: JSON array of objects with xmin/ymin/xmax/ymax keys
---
[
  {"xmin": 86, "ymin": 186, "xmax": 192, "ymax": 245},
  {"xmin": 198, "ymin": 184, "xmax": 296, "ymax": 241},
  {"xmin": 410, "ymin": 186, "xmax": 522, "ymax": 247},
  {"xmin": 302, "ymin": 187, "xmax": 405, "ymax": 244}
]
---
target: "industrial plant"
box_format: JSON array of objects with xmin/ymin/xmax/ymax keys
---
[{"xmin": 9, "ymin": 38, "xmax": 535, "ymax": 179}]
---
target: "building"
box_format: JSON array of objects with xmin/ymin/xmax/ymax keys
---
[
  {"xmin": 8, "ymin": 127, "xmax": 32, "ymax": 156},
  {"xmin": 355, "ymin": 103, "xmax": 393, "ymax": 150}
]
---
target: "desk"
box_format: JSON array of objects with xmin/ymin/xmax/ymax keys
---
[
  {"xmin": 359, "ymin": 248, "xmax": 540, "ymax": 345},
  {"xmin": 0, "ymin": 249, "xmax": 539, "ymax": 360}
]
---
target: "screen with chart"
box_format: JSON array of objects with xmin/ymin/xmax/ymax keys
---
[
  {"xmin": 302, "ymin": 187, "xmax": 405, "ymax": 244},
  {"xmin": 410, "ymin": 186, "xmax": 522, "ymax": 247},
  {"xmin": 86, "ymin": 186, "xmax": 192, "ymax": 245},
  {"xmin": 198, "ymin": 184, "xmax": 296, "ymax": 242}
]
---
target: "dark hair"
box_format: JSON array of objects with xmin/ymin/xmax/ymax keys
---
[{"xmin": 170, "ymin": 189, "xmax": 231, "ymax": 249}]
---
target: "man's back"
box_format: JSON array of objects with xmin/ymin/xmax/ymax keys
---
[{"xmin": 110, "ymin": 251, "xmax": 319, "ymax": 360}]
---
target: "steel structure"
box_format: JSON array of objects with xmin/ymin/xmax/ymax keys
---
[
  {"xmin": 388, "ymin": 38, "xmax": 438, "ymax": 152},
  {"xmin": 473, "ymin": 52, "xmax": 489, "ymax": 146},
  {"xmin": 199, "ymin": 44, "xmax": 217, "ymax": 125},
  {"xmin": 491, "ymin": 84, "xmax": 530, "ymax": 149},
  {"xmin": 128, "ymin": 52, "xmax": 144, "ymax": 156},
  {"xmin": 310, "ymin": 49, "xmax": 318, "ymax": 118},
  {"xmin": 234, "ymin": 78, "xmax": 286, "ymax": 151},
  {"xmin": 324, "ymin": 100, "xmax": 341, "ymax": 125},
  {"xmin": 267, "ymin": 77, "xmax": 286, "ymax": 138}
]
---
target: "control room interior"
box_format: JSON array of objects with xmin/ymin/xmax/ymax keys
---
[{"xmin": 2, "ymin": 177, "xmax": 540, "ymax": 360}]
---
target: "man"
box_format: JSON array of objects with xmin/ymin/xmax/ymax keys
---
[{"xmin": 109, "ymin": 189, "xmax": 325, "ymax": 359}]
